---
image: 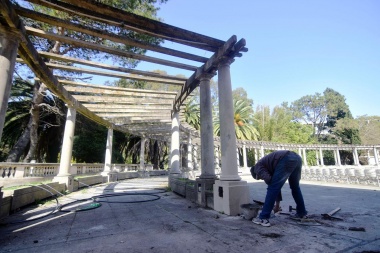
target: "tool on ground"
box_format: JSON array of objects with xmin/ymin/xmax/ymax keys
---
[
  {"xmin": 289, "ymin": 205, "xmax": 296, "ymax": 212},
  {"xmin": 297, "ymin": 219, "xmax": 321, "ymax": 226},
  {"xmin": 321, "ymin": 207, "xmax": 343, "ymax": 220}
]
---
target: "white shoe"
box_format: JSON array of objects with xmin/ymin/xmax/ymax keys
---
[{"xmin": 252, "ymin": 218, "xmax": 271, "ymax": 227}]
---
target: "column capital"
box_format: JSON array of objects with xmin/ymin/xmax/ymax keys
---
[
  {"xmin": 218, "ymin": 57, "xmax": 235, "ymax": 68},
  {"xmin": 199, "ymin": 72, "xmax": 216, "ymax": 81}
]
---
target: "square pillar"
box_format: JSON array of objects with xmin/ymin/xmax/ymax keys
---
[{"xmin": 213, "ymin": 180, "xmax": 250, "ymax": 216}]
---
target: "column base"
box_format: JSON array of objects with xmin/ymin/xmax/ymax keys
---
[
  {"xmin": 213, "ymin": 180, "xmax": 250, "ymax": 216},
  {"xmin": 53, "ymin": 175, "xmax": 74, "ymax": 192},
  {"xmin": 101, "ymin": 171, "xmax": 118, "ymax": 182},
  {"xmin": 196, "ymin": 178, "xmax": 216, "ymax": 208}
]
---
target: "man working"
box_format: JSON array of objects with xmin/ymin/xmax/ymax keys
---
[{"xmin": 251, "ymin": 150, "xmax": 308, "ymax": 227}]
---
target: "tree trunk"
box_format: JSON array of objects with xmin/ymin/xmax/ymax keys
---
[
  {"xmin": 24, "ymin": 81, "xmax": 46, "ymax": 162},
  {"xmin": 6, "ymin": 117, "xmax": 32, "ymax": 162}
]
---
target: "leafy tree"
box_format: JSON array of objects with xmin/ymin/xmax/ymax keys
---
[
  {"xmin": 290, "ymin": 92, "xmax": 326, "ymax": 137},
  {"xmin": 254, "ymin": 105, "xmax": 272, "ymax": 141},
  {"xmin": 353, "ymin": 116, "xmax": 380, "ymax": 145},
  {"xmin": 324, "ymin": 88, "xmax": 352, "ymax": 128},
  {"xmin": 290, "ymin": 88, "xmax": 353, "ymax": 141},
  {"xmin": 270, "ymin": 105, "xmax": 314, "ymax": 144},
  {"xmin": 253, "ymin": 103, "xmax": 314, "ymax": 144},
  {"xmin": 7, "ymin": 0, "xmax": 168, "ymax": 162}
]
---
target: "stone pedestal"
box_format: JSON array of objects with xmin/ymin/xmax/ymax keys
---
[
  {"xmin": 101, "ymin": 171, "xmax": 118, "ymax": 182},
  {"xmin": 196, "ymin": 178, "xmax": 215, "ymax": 207},
  {"xmin": 213, "ymin": 180, "xmax": 250, "ymax": 216},
  {"xmin": 53, "ymin": 175, "xmax": 74, "ymax": 192}
]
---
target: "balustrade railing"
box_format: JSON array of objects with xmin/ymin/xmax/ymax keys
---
[{"xmin": 0, "ymin": 163, "xmax": 148, "ymax": 180}]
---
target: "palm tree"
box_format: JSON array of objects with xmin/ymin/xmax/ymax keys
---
[
  {"xmin": 183, "ymin": 99, "xmax": 200, "ymax": 130},
  {"xmin": 213, "ymin": 99, "xmax": 259, "ymax": 140}
]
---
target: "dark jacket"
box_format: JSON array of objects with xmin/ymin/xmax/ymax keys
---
[{"xmin": 253, "ymin": 150, "xmax": 290, "ymax": 184}]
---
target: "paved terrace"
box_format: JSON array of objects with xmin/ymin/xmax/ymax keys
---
[{"xmin": 0, "ymin": 175, "xmax": 379, "ymax": 253}]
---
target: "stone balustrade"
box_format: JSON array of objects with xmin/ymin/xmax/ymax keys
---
[{"xmin": 0, "ymin": 163, "xmax": 153, "ymax": 188}]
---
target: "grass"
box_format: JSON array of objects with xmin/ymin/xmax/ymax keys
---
[{"xmin": 3, "ymin": 180, "xmax": 52, "ymax": 191}]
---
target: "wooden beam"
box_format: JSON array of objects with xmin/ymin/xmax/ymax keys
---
[
  {"xmin": 90, "ymin": 108, "xmax": 170, "ymax": 113},
  {"xmin": 83, "ymin": 104, "xmax": 172, "ymax": 110},
  {"xmin": 52, "ymin": 80, "xmax": 179, "ymax": 95},
  {"xmin": 73, "ymin": 95, "xmax": 173, "ymax": 104},
  {"xmin": 25, "ymin": 26, "xmax": 198, "ymax": 71},
  {"xmin": 34, "ymin": 52, "xmax": 188, "ymax": 81},
  {"xmin": 97, "ymin": 112, "xmax": 170, "ymax": 118},
  {"xmin": 38, "ymin": 62, "xmax": 185, "ymax": 86},
  {"xmin": 173, "ymin": 36, "xmax": 247, "ymax": 113},
  {"xmin": 15, "ymin": 6, "xmax": 209, "ymax": 63},
  {"xmin": 25, "ymin": 0, "xmax": 224, "ymax": 52},
  {"xmin": 64, "ymin": 86, "xmax": 176, "ymax": 99},
  {"xmin": 109, "ymin": 118, "xmax": 172, "ymax": 124}
]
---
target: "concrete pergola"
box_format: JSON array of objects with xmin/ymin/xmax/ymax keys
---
[{"xmin": 0, "ymin": 0, "xmax": 248, "ymax": 215}]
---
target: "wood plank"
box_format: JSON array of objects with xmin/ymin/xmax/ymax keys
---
[
  {"xmin": 25, "ymin": 26, "xmax": 198, "ymax": 71},
  {"xmin": 64, "ymin": 86, "xmax": 176, "ymax": 99},
  {"xmin": 34, "ymin": 52, "xmax": 187, "ymax": 81},
  {"xmin": 83, "ymin": 104, "xmax": 172, "ymax": 110},
  {"xmin": 109, "ymin": 118, "xmax": 172, "ymax": 124},
  {"xmin": 96, "ymin": 112, "xmax": 170, "ymax": 118},
  {"xmin": 15, "ymin": 6, "xmax": 208, "ymax": 63},
  {"xmin": 40, "ymin": 62, "xmax": 185, "ymax": 86},
  {"xmin": 93, "ymin": 109, "xmax": 170, "ymax": 114},
  {"xmin": 52, "ymin": 80, "xmax": 179, "ymax": 95},
  {"xmin": 25, "ymin": 0, "xmax": 223, "ymax": 52},
  {"xmin": 73, "ymin": 95, "xmax": 173, "ymax": 104}
]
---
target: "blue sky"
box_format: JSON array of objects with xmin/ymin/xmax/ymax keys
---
[{"xmin": 135, "ymin": 0, "xmax": 380, "ymax": 117}]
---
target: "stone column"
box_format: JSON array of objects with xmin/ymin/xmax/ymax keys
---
[
  {"xmin": 260, "ymin": 145, "xmax": 265, "ymax": 158},
  {"xmin": 104, "ymin": 128, "xmax": 113, "ymax": 173},
  {"xmin": 101, "ymin": 128, "xmax": 118, "ymax": 181},
  {"xmin": 187, "ymin": 135, "xmax": 195, "ymax": 179},
  {"xmin": 170, "ymin": 112, "xmax": 181, "ymax": 174},
  {"xmin": 140, "ymin": 137, "xmax": 146, "ymax": 171},
  {"xmin": 199, "ymin": 74, "xmax": 216, "ymax": 179},
  {"xmin": 193, "ymin": 144, "xmax": 199, "ymax": 171},
  {"xmin": 54, "ymin": 106, "xmax": 76, "ymax": 191},
  {"xmin": 214, "ymin": 145, "xmax": 221, "ymax": 174},
  {"xmin": 336, "ymin": 148, "xmax": 342, "ymax": 166},
  {"xmin": 302, "ymin": 149, "xmax": 308, "ymax": 166},
  {"xmin": 254, "ymin": 148, "xmax": 258, "ymax": 163},
  {"xmin": 315, "ymin": 150, "xmax": 319, "ymax": 166},
  {"xmin": 217, "ymin": 60, "xmax": 240, "ymax": 181},
  {"xmin": 319, "ymin": 148, "xmax": 324, "ymax": 166},
  {"xmin": 242, "ymin": 145, "xmax": 247, "ymax": 168},
  {"xmin": 197, "ymin": 74, "xmax": 216, "ymax": 207},
  {"xmin": 353, "ymin": 148, "xmax": 360, "ymax": 166},
  {"xmin": 236, "ymin": 148, "xmax": 240, "ymax": 168},
  {"xmin": 373, "ymin": 147, "xmax": 379, "ymax": 166},
  {"xmin": 0, "ymin": 27, "xmax": 22, "ymax": 141},
  {"xmin": 213, "ymin": 59, "xmax": 249, "ymax": 216}
]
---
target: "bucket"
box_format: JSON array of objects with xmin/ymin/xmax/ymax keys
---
[{"xmin": 240, "ymin": 203, "xmax": 261, "ymax": 220}]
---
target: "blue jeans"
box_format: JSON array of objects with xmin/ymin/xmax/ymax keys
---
[{"xmin": 259, "ymin": 152, "xmax": 307, "ymax": 219}]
